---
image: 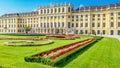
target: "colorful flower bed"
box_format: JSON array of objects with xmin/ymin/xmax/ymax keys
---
[
  {"xmin": 25, "ymin": 37, "xmax": 103, "ymax": 66},
  {"xmin": 46, "ymin": 34, "xmax": 79, "ymax": 40}
]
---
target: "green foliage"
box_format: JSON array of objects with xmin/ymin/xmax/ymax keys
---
[{"xmin": 24, "ymin": 26, "xmax": 32, "ymax": 34}]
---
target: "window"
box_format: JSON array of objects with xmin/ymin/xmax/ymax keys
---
[
  {"xmin": 111, "ymin": 12, "xmax": 114, "ymax": 16},
  {"xmin": 81, "ymin": 19, "xmax": 83, "ymax": 21},
  {"xmin": 118, "ymin": 12, "xmax": 120, "ymax": 15},
  {"xmin": 68, "ymin": 7, "xmax": 71, "ymax": 12},
  {"xmin": 92, "ymin": 23, "xmax": 95, "ymax": 27},
  {"xmin": 92, "ymin": 14, "xmax": 95, "ymax": 17},
  {"xmin": 68, "ymin": 16, "xmax": 70, "ymax": 18},
  {"xmin": 54, "ymin": 16, "xmax": 56, "ymax": 19},
  {"xmin": 44, "ymin": 9, "xmax": 46, "ymax": 14},
  {"xmin": 58, "ymin": 8, "xmax": 60, "ymax": 13},
  {"xmin": 85, "ymin": 30, "xmax": 88, "ymax": 34},
  {"xmin": 62, "ymin": 22, "xmax": 64, "ymax": 27},
  {"xmin": 118, "ymin": 17, "xmax": 120, "ymax": 19},
  {"xmin": 72, "ymin": 16, "xmax": 74, "ymax": 18},
  {"xmin": 58, "ymin": 22, "xmax": 60, "ymax": 27},
  {"xmin": 85, "ymin": 23, "xmax": 88, "ymax": 27},
  {"xmin": 103, "ymin": 23, "xmax": 106, "ymax": 27},
  {"xmin": 98, "ymin": 18, "xmax": 100, "ymax": 20},
  {"xmin": 76, "ymin": 19, "xmax": 78, "ymax": 21},
  {"xmin": 86, "ymin": 15, "xmax": 88, "ymax": 17},
  {"xmin": 55, "ymin": 8, "xmax": 57, "ymax": 13},
  {"xmin": 72, "ymin": 23, "xmax": 74, "ymax": 27},
  {"xmin": 81, "ymin": 15, "xmax": 83, "ymax": 17},
  {"xmin": 110, "ymin": 22, "xmax": 114, "ymax": 27},
  {"xmin": 47, "ymin": 23, "xmax": 49, "ymax": 28},
  {"xmin": 76, "ymin": 23, "xmax": 78, "ymax": 27},
  {"xmin": 98, "ymin": 14, "xmax": 100, "ymax": 17},
  {"xmin": 44, "ymin": 23, "xmax": 46, "ymax": 28},
  {"xmin": 103, "ymin": 14, "xmax": 106, "ymax": 17},
  {"xmin": 98, "ymin": 23, "xmax": 100, "ymax": 27},
  {"xmin": 80, "ymin": 23, "xmax": 83, "ymax": 27},
  {"xmin": 97, "ymin": 30, "xmax": 100, "ymax": 34},
  {"xmin": 41, "ymin": 10, "xmax": 43, "ymax": 14},
  {"xmin": 110, "ymin": 30, "xmax": 114, "ymax": 35},
  {"xmin": 62, "ymin": 16, "xmax": 64, "ymax": 18},
  {"xmin": 80, "ymin": 30, "xmax": 83, "ymax": 34},
  {"xmin": 47, "ymin": 9, "xmax": 49, "ymax": 13},
  {"xmin": 54, "ymin": 22, "xmax": 56, "ymax": 28},
  {"xmin": 103, "ymin": 18, "xmax": 105, "ymax": 20},
  {"xmin": 62, "ymin": 8, "xmax": 64, "ymax": 12},
  {"xmin": 92, "ymin": 30, "xmax": 95, "ymax": 34},
  {"xmin": 111, "ymin": 17, "xmax": 113, "ymax": 20},
  {"xmin": 68, "ymin": 22, "xmax": 70, "ymax": 28},
  {"xmin": 118, "ymin": 22, "xmax": 120, "ymax": 27},
  {"xmin": 51, "ymin": 9, "xmax": 53, "ymax": 13},
  {"xmin": 76, "ymin": 15, "xmax": 78, "ymax": 18},
  {"xmin": 118, "ymin": 30, "xmax": 120, "ymax": 35},
  {"xmin": 51, "ymin": 23, "xmax": 53, "ymax": 28}
]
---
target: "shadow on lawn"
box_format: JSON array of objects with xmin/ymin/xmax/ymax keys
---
[{"xmin": 57, "ymin": 40, "xmax": 100, "ymax": 67}]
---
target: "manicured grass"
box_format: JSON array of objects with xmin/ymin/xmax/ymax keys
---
[
  {"xmin": 0, "ymin": 35, "xmax": 90, "ymax": 68},
  {"xmin": 63, "ymin": 37, "xmax": 120, "ymax": 68},
  {"xmin": 0, "ymin": 34, "xmax": 120, "ymax": 68}
]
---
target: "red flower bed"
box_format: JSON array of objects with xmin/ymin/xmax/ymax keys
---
[
  {"xmin": 37, "ymin": 39, "xmax": 93, "ymax": 60},
  {"xmin": 46, "ymin": 34, "xmax": 79, "ymax": 40}
]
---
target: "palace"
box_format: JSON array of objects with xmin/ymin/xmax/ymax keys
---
[{"xmin": 0, "ymin": 3, "xmax": 120, "ymax": 35}]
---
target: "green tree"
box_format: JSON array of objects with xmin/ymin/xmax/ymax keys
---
[{"xmin": 24, "ymin": 26, "xmax": 32, "ymax": 34}]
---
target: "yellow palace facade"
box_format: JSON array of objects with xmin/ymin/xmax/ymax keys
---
[{"xmin": 0, "ymin": 3, "xmax": 120, "ymax": 35}]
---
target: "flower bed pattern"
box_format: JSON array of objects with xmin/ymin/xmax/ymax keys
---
[
  {"xmin": 4, "ymin": 40, "xmax": 54, "ymax": 46},
  {"xmin": 0, "ymin": 38, "xmax": 48, "ymax": 41},
  {"xmin": 46, "ymin": 34, "xmax": 79, "ymax": 40},
  {"xmin": 25, "ymin": 37, "xmax": 103, "ymax": 66}
]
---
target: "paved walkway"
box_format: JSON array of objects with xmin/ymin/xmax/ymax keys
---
[
  {"xmin": 91, "ymin": 35, "xmax": 120, "ymax": 41},
  {"xmin": 102, "ymin": 35, "xmax": 120, "ymax": 41}
]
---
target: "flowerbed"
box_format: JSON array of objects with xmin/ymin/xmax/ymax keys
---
[
  {"xmin": 46, "ymin": 34, "xmax": 79, "ymax": 40},
  {"xmin": 4, "ymin": 40, "xmax": 54, "ymax": 46},
  {"xmin": 25, "ymin": 37, "xmax": 103, "ymax": 66},
  {"xmin": 0, "ymin": 37, "xmax": 48, "ymax": 41}
]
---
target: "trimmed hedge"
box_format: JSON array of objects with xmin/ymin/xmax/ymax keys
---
[{"xmin": 24, "ymin": 36, "xmax": 103, "ymax": 66}]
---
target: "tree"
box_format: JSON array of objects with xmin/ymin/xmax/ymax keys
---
[{"xmin": 24, "ymin": 26, "xmax": 32, "ymax": 34}]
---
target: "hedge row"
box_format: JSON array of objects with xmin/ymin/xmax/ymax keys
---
[{"xmin": 24, "ymin": 36, "xmax": 103, "ymax": 66}]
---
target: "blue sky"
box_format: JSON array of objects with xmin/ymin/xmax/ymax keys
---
[{"xmin": 0, "ymin": 0, "xmax": 120, "ymax": 15}]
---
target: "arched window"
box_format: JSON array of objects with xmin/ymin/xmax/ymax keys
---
[
  {"xmin": 62, "ymin": 8, "xmax": 64, "ymax": 12},
  {"xmin": 58, "ymin": 22, "xmax": 60, "ymax": 27},
  {"xmin": 58, "ymin": 8, "xmax": 60, "ymax": 13},
  {"xmin": 54, "ymin": 22, "xmax": 56, "ymax": 28},
  {"xmin": 68, "ymin": 7, "xmax": 71, "ymax": 12},
  {"xmin": 68, "ymin": 22, "xmax": 70, "ymax": 28},
  {"xmin": 41, "ymin": 10, "xmax": 43, "ymax": 14}
]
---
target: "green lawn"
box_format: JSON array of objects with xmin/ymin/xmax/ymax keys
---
[
  {"xmin": 0, "ymin": 35, "xmax": 90, "ymax": 68},
  {"xmin": 63, "ymin": 37, "xmax": 120, "ymax": 68},
  {"xmin": 0, "ymin": 35, "xmax": 120, "ymax": 68}
]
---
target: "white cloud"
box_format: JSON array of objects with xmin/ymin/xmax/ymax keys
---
[{"xmin": 79, "ymin": 4, "xmax": 84, "ymax": 8}]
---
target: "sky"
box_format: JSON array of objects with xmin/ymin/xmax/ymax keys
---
[{"xmin": 0, "ymin": 0, "xmax": 120, "ymax": 16}]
